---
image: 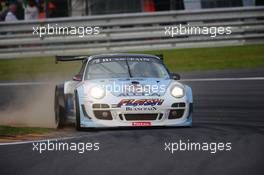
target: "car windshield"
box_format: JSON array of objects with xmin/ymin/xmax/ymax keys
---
[{"xmin": 85, "ymin": 58, "xmax": 170, "ymax": 80}]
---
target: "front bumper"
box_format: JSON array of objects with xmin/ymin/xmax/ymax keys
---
[
  {"xmin": 78, "ymin": 95, "xmax": 193, "ymax": 128},
  {"xmin": 80, "ymin": 104, "xmax": 192, "ymax": 128}
]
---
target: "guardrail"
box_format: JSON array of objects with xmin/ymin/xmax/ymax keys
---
[{"xmin": 0, "ymin": 6, "xmax": 264, "ymax": 59}]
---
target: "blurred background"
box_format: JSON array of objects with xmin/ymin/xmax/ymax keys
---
[
  {"xmin": 1, "ymin": 0, "xmax": 264, "ymax": 19},
  {"xmin": 0, "ymin": 0, "xmax": 263, "ymax": 60},
  {"xmin": 0, "ymin": 0, "xmax": 262, "ymax": 80}
]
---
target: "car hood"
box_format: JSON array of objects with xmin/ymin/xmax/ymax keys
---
[{"xmin": 84, "ymin": 78, "xmax": 172, "ymax": 96}]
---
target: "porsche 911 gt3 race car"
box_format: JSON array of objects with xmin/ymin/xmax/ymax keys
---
[{"xmin": 54, "ymin": 54, "xmax": 193, "ymax": 130}]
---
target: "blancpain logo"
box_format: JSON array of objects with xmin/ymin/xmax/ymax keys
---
[{"xmin": 126, "ymin": 106, "xmax": 157, "ymax": 111}]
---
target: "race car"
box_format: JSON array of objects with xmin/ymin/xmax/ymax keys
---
[{"xmin": 54, "ymin": 53, "xmax": 193, "ymax": 130}]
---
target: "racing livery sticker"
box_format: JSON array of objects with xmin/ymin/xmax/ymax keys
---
[
  {"xmin": 125, "ymin": 106, "xmax": 158, "ymax": 111},
  {"xmin": 132, "ymin": 122, "xmax": 152, "ymax": 126},
  {"xmin": 90, "ymin": 57, "xmax": 161, "ymax": 64},
  {"xmin": 117, "ymin": 99, "xmax": 164, "ymax": 107}
]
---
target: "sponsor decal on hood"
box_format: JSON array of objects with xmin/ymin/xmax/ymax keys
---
[{"xmin": 117, "ymin": 99, "xmax": 164, "ymax": 107}]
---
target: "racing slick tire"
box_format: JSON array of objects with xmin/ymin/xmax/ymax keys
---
[
  {"xmin": 74, "ymin": 90, "xmax": 82, "ymax": 131},
  {"xmin": 55, "ymin": 86, "xmax": 66, "ymax": 128}
]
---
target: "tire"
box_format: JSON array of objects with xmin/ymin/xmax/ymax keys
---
[
  {"xmin": 55, "ymin": 86, "xmax": 66, "ymax": 128},
  {"xmin": 75, "ymin": 90, "xmax": 82, "ymax": 131}
]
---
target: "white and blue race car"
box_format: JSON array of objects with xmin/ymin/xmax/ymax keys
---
[{"xmin": 55, "ymin": 54, "xmax": 193, "ymax": 130}]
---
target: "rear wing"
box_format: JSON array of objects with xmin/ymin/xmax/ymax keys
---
[
  {"xmin": 155, "ymin": 54, "xmax": 164, "ymax": 61},
  {"xmin": 55, "ymin": 55, "xmax": 89, "ymax": 64},
  {"xmin": 55, "ymin": 54, "xmax": 163, "ymax": 63}
]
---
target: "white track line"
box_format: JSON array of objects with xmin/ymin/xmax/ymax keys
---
[
  {"xmin": 0, "ymin": 135, "xmax": 85, "ymax": 146},
  {"xmin": 0, "ymin": 77, "xmax": 263, "ymax": 86},
  {"xmin": 181, "ymin": 77, "xmax": 264, "ymax": 82},
  {"xmin": 0, "ymin": 82, "xmax": 48, "ymax": 86}
]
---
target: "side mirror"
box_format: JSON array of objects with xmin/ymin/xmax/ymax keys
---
[
  {"xmin": 73, "ymin": 74, "xmax": 82, "ymax": 81},
  {"xmin": 171, "ymin": 73, "xmax": 181, "ymax": 80}
]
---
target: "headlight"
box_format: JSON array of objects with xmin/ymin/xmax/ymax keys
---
[
  {"xmin": 89, "ymin": 86, "xmax": 105, "ymax": 99},
  {"xmin": 171, "ymin": 85, "xmax": 185, "ymax": 98}
]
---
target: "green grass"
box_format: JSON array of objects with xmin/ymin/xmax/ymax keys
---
[
  {"xmin": 140, "ymin": 44, "xmax": 264, "ymax": 72},
  {"xmin": 0, "ymin": 125, "xmax": 52, "ymax": 136},
  {"xmin": 0, "ymin": 57, "xmax": 82, "ymax": 80},
  {"xmin": 0, "ymin": 44, "xmax": 263, "ymax": 80}
]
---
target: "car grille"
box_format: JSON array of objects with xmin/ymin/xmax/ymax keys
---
[
  {"xmin": 92, "ymin": 103, "xmax": 110, "ymax": 108},
  {"xmin": 124, "ymin": 114, "xmax": 158, "ymax": 121}
]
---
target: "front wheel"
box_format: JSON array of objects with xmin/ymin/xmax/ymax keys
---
[
  {"xmin": 74, "ymin": 90, "xmax": 82, "ymax": 131},
  {"xmin": 55, "ymin": 87, "xmax": 66, "ymax": 128}
]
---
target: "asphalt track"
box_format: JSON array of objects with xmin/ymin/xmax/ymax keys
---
[{"xmin": 0, "ymin": 69, "xmax": 264, "ymax": 175}]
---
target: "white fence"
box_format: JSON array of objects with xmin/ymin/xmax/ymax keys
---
[{"xmin": 0, "ymin": 6, "xmax": 263, "ymax": 59}]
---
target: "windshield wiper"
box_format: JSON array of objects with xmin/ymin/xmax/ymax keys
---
[{"xmin": 125, "ymin": 59, "xmax": 132, "ymax": 78}]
